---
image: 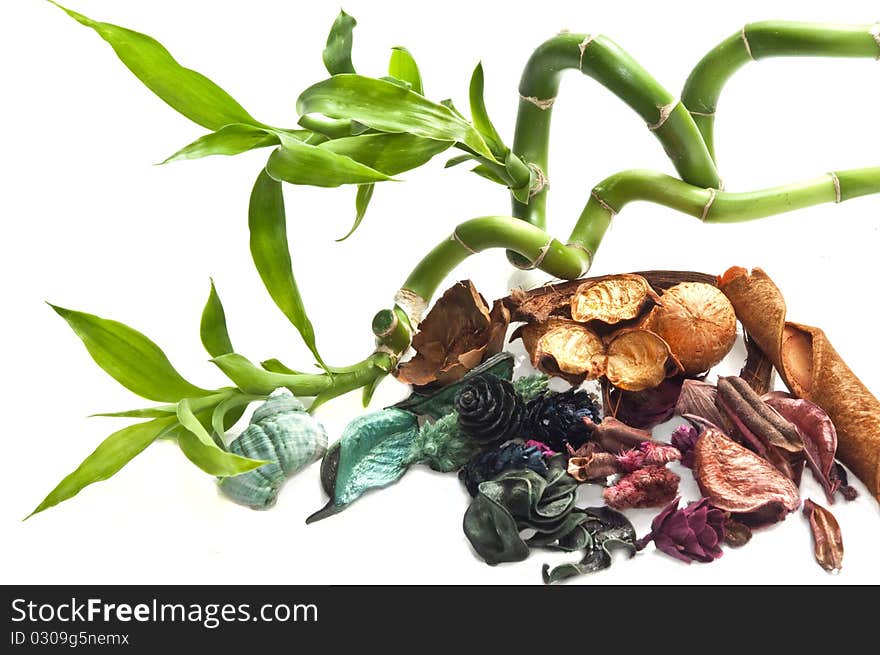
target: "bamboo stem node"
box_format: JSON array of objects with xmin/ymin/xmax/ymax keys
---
[
  {"xmin": 451, "ymin": 229, "xmax": 479, "ymax": 254},
  {"xmin": 741, "ymin": 26, "xmax": 756, "ymax": 60},
  {"xmin": 528, "ymin": 163, "xmax": 549, "ymax": 198},
  {"xmin": 565, "ymin": 242, "xmax": 594, "ymax": 270},
  {"xmin": 393, "ymin": 288, "xmax": 428, "ymax": 326},
  {"xmin": 519, "ymin": 94, "xmax": 556, "ymax": 110},
  {"xmin": 647, "ymin": 100, "xmax": 680, "ymax": 131},
  {"xmin": 528, "ymin": 239, "xmax": 553, "ymax": 269},
  {"xmin": 591, "ymin": 189, "xmax": 618, "ymax": 216},
  {"xmin": 578, "ymin": 34, "xmax": 596, "ymax": 68},
  {"xmin": 830, "ymin": 172, "xmax": 842, "ymax": 203},
  {"xmin": 700, "ymin": 188, "xmax": 717, "ymax": 221},
  {"xmin": 871, "ymin": 24, "xmax": 880, "ymax": 57}
]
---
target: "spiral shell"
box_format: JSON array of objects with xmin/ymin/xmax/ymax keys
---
[{"xmin": 218, "ymin": 391, "xmax": 328, "ymax": 509}]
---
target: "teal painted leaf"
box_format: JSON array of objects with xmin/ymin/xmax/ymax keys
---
[
  {"xmin": 200, "ymin": 279, "xmax": 234, "ymax": 358},
  {"xmin": 391, "ymin": 352, "xmax": 514, "ymax": 419},
  {"xmin": 161, "ymin": 124, "xmax": 280, "ymax": 164},
  {"xmin": 51, "ymin": 2, "xmax": 258, "ymax": 131},
  {"xmin": 28, "ymin": 415, "xmax": 178, "ymax": 517},
  {"xmin": 265, "ymin": 142, "xmax": 391, "ymax": 187},
  {"xmin": 297, "ymin": 75, "xmax": 496, "ymax": 160},
  {"xmin": 388, "ymin": 47, "xmax": 423, "ymax": 94},
  {"xmin": 248, "ymin": 169, "xmax": 326, "ymax": 369},
  {"xmin": 323, "ymin": 10, "xmax": 356, "ymax": 75},
  {"xmin": 51, "ymin": 304, "xmax": 212, "ymax": 402},
  {"xmin": 306, "ymin": 408, "xmax": 420, "ymax": 522},
  {"xmin": 319, "ymin": 133, "xmax": 451, "ymax": 176},
  {"xmin": 468, "ymin": 63, "xmax": 506, "ymax": 157}
]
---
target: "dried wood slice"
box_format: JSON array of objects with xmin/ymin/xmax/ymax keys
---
[
  {"xmin": 605, "ymin": 329, "xmax": 680, "ymax": 392},
  {"xmin": 570, "ymin": 274, "xmax": 659, "ymax": 324},
  {"xmin": 512, "ymin": 319, "xmax": 606, "ymax": 384},
  {"xmin": 643, "ymin": 282, "xmax": 736, "ymax": 375}
]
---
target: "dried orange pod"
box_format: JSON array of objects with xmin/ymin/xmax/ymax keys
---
[
  {"xmin": 643, "ymin": 282, "xmax": 737, "ymax": 375},
  {"xmin": 605, "ymin": 328, "xmax": 680, "ymax": 392},
  {"xmin": 570, "ymin": 274, "xmax": 659, "ymax": 324},
  {"xmin": 719, "ymin": 266, "xmax": 880, "ymax": 503},
  {"xmin": 512, "ymin": 319, "xmax": 606, "ymax": 384}
]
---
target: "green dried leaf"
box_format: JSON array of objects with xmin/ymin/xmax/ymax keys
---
[
  {"xmin": 319, "ymin": 133, "xmax": 451, "ymax": 176},
  {"xmin": 248, "ymin": 169, "xmax": 325, "ymax": 369},
  {"xmin": 307, "ymin": 408, "xmax": 420, "ymax": 523},
  {"xmin": 28, "ymin": 415, "xmax": 178, "ymax": 518},
  {"xmin": 176, "ymin": 399, "xmax": 267, "ymax": 476},
  {"xmin": 51, "ymin": 2, "xmax": 257, "ymax": 131},
  {"xmin": 388, "ymin": 46, "xmax": 423, "ymax": 95},
  {"xmin": 200, "ymin": 280, "xmax": 233, "ymax": 358},
  {"xmin": 468, "ymin": 63, "xmax": 506, "ymax": 157},
  {"xmin": 266, "ymin": 142, "xmax": 391, "ymax": 187},
  {"xmin": 161, "ymin": 124, "xmax": 281, "ymax": 164},
  {"xmin": 297, "ymin": 75, "xmax": 496, "ymax": 160},
  {"xmin": 336, "ymin": 183, "xmax": 375, "ymax": 242},
  {"xmin": 51, "ymin": 304, "xmax": 212, "ymax": 402},
  {"xmin": 322, "ymin": 10, "xmax": 356, "ymax": 75}
]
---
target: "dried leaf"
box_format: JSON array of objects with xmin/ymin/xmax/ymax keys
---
[
  {"xmin": 511, "ymin": 319, "xmax": 605, "ymax": 385},
  {"xmin": 570, "ymin": 274, "xmax": 659, "ymax": 324},
  {"xmin": 396, "ymin": 281, "xmax": 509, "ymax": 387},
  {"xmin": 675, "ymin": 379, "xmax": 729, "ymax": 432},
  {"xmin": 583, "ymin": 416, "xmax": 653, "ymax": 453},
  {"xmin": 643, "ymin": 282, "xmax": 736, "ymax": 375},
  {"xmin": 693, "ymin": 428, "xmax": 800, "ymax": 525},
  {"xmin": 605, "ymin": 329, "xmax": 680, "ymax": 392},
  {"xmin": 803, "ymin": 499, "xmax": 844, "ymax": 573}
]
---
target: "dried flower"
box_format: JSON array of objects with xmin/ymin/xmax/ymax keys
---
[
  {"xmin": 525, "ymin": 388, "xmax": 602, "ymax": 451},
  {"xmin": 396, "ymin": 280, "xmax": 509, "ymax": 387},
  {"xmin": 605, "ymin": 377, "xmax": 683, "ymax": 430},
  {"xmin": 635, "ymin": 497, "xmax": 726, "ymax": 563},
  {"xmin": 603, "ymin": 466, "xmax": 680, "ymax": 510},
  {"xmin": 583, "ymin": 416, "xmax": 653, "ymax": 453},
  {"xmin": 454, "ymin": 374, "xmax": 525, "ymax": 445},
  {"xmin": 616, "ymin": 441, "xmax": 681, "ymax": 472},
  {"xmin": 568, "ymin": 451, "xmax": 621, "ymax": 482},
  {"xmin": 670, "ymin": 424, "xmax": 699, "ymax": 468},
  {"xmin": 524, "ymin": 439, "xmax": 557, "ymax": 456}
]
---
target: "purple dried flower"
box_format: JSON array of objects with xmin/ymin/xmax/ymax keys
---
[
  {"xmin": 524, "ymin": 439, "xmax": 557, "ymax": 456},
  {"xmin": 616, "ymin": 441, "xmax": 681, "ymax": 472},
  {"xmin": 671, "ymin": 424, "xmax": 699, "ymax": 468},
  {"xmin": 635, "ymin": 496, "xmax": 726, "ymax": 564}
]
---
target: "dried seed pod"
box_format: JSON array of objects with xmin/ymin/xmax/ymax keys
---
[
  {"xmin": 570, "ymin": 274, "xmax": 659, "ymax": 324},
  {"xmin": 693, "ymin": 428, "xmax": 800, "ymax": 525},
  {"xmin": 642, "ymin": 282, "xmax": 736, "ymax": 375},
  {"xmin": 512, "ymin": 319, "xmax": 605, "ymax": 384},
  {"xmin": 803, "ymin": 499, "xmax": 844, "ymax": 573},
  {"xmin": 605, "ymin": 329, "xmax": 681, "ymax": 392}
]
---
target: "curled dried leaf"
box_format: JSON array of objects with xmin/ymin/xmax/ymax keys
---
[
  {"xmin": 512, "ymin": 319, "xmax": 605, "ymax": 385},
  {"xmin": 396, "ymin": 280, "xmax": 509, "ymax": 387},
  {"xmin": 643, "ymin": 282, "xmax": 736, "ymax": 375},
  {"xmin": 693, "ymin": 428, "xmax": 800, "ymax": 525},
  {"xmin": 605, "ymin": 329, "xmax": 680, "ymax": 392},
  {"xmin": 570, "ymin": 274, "xmax": 659, "ymax": 324},
  {"xmin": 583, "ymin": 416, "xmax": 653, "ymax": 453},
  {"xmin": 675, "ymin": 379, "xmax": 730, "ymax": 433},
  {"xmin": 803, "ymin": 499, "xmax": 844, "ymax": 573}
]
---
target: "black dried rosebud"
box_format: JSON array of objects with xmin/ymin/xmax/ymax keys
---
[
  {"xmin": 525, "ymin": 388, "xmax": 601, "ymax": 451},
  {"xmin": 459, "ymin": 442, "xmax": 550, "ymax": 496},
  {"xmin": 454, "ymin": 374, "xmax": 525, "ymax": 445}
]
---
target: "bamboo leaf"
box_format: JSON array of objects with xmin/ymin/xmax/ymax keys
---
[
  {"xmin": 388, "ymin": 46, "xmax": 423, "ymax": 95},
  {"xmin": 260, "ymin": 358, "xmax": 307, "ymax": 375},
  {"xmin": 468, "ymin": 63, "xmax": 507, "ymax": 157},
  {"xmin": 337, "ymin": 184, "xmax": 375, "ymax": 242},
  {"xmin": 297, "ymin": 75, "xmax": 496, "ymax": 160},
  {"xmin": 161, "ymin": 124, "xmax": 280, "ymax": 164},
  {"xmin": 319, "ymin": 133, "xmax": 451, "ymax": 175},
  {"xmin": 175, "ymin": 399, "xmax": 267, "ymax": 476},
  {"xmin": 91, "ymin": 406, "xmax": 178, "ymax": 419},
  {"xmin": 248, "ymin": 170, "xmax": 327, "ymax": 369},
  {"xmin": 445, "ymin": 153, "xmax": 477, "ymax": 168},
  {"xmin": 50, "ymin": 304, "xmax": 212, "ymax": 402},
  {"xmin": 211, "ymin": 394, "xmax": 259, "ymax": 441},
  {"xmin": 28, "ymin": 415, "xmax": 177, "ymax": 518},
  {"xmin": 51, "ymin": 2, "xmax": 257, "ymax": 131},
  {"xmin": 199, "ymin": 280, "xmax": 234, "ymax": 358},
  {"xmin": 323, "ymin": 10, "xmax": 357, "ymax": 75},
  {"xmin": 471, "ymin": 164, "xmax": 509, "ymax": 186},
  {"xmin": 265, "ymin": 142, "xmax": 391, "ymax": 187}
]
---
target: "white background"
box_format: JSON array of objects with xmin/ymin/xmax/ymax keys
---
[{"xmin": 3, "ymin": 0, "xmax": 879, "ymax": 585}]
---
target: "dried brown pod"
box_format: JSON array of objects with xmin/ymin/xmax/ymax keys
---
[
  {"xmin": 723, "ymin": 517, "xmax": 753, "ymax": 547},
  {"xmin": 675, "ymin": 379, "xmax": 730, "ymax": 433},
  {"xmin": 503, "ymin": 279, "xmax": 586, "ymax": 323},
  {"xmin": 511, "ymin": 319, "xmax": 605, "ymax": 384},
  {"xmin": 605, "ymin": 329, "xmax": 681, "ymax": 392},
  {"xmin": 803, "ymin": 499, "xmax": 844, "ymax": 573},
  {"xmin": 396, "ymin": 280, "xmax": 509, "ymax": 387},
  {"xmin": 570, "ymin": 274, "xmax": 659, "ymax": 324},
  {"xmin": 719, "ymin": 266, "xmax": 880, "ymax": 502},
  {"xmin": 692, "ymin": 428, "xmax": 800, "ymax": 525},
  {"xmin": 642, "ymin": 282, "xmax": 736, "ymax": 375},
  {"xmin": 583, "ymin": 416, "xmax": 654, "ymax": 453},
  {"xmin": 567, "ymin": 451, "xmax": 621, "ymax": 482}
]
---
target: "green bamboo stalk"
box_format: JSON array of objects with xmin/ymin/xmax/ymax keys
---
[
  {"xmin": 683, "ymin": 21, "xmax": 880, "ymax": 160},
  {"xmin": 511, "ymin": 32, "xmax": 721, "ymax": 234},
  {"xmin": 568, "ymin": 166, "xmax": 880, "ymax": 256}
]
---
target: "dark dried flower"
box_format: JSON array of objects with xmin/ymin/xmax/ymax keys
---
[
  {"xmin": 603, "ymin": 466, "xmax": 680, "ymax": 510},
  {"xmin": 525, "ymin": 388, "xmax": 602, "ymax": 451},
  {"xmin": 605, "ymin": 377, "xmax": 683, "ymax": 430},
  {"xmin": 671, "ymin": 424, "xmax": 699, "ymax": 468},
  {"xmin": 635, "ymin": 497, "xmax": 726, "ymax": 563},
  {"xmin": 396, "ymin": 280, "xmax": 509, "ymax": 387},
  {"xmin": 459, "ymin": 442, "xmax": 549, "ymax": 496},
  {"xmin": 831, "ymin": 463, "xmax": 858, "ymax": 501},
  {"xmin": 454, "ymin": 374, "xmax": 525, "ymax": 445}
]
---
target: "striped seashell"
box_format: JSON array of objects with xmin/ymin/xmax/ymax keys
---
[{"xmin": 219, "ymin": 390, "xmax": 328, "ymax": 509}]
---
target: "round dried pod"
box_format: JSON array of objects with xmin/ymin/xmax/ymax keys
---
[
  {"xmin": 605, "ymin": 329, "xmax": 681, "ymax": 392},
  {"xmin": 512, "ymin": 319, "xmax": 606, "ymax": 384},
  {"xmin": 570, "ymin": 274, "xmax": 659, "ymax": 324},
  {"xmin": 643, "ymin": 282, "xmax": 736, "ymax": 375}
]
